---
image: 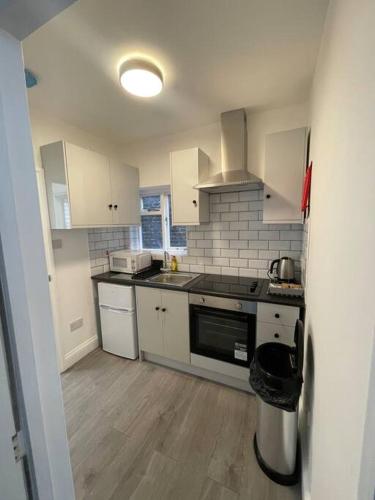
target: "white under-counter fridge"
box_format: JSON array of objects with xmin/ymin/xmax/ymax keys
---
[{"xmin": 98, "ymin": 282, "xmax": 138, "ymax": 359}]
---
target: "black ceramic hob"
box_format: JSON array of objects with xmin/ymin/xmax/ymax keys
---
[{"xmin": 189, "ymin": 273, "xmax": 262, "ymax": 299}]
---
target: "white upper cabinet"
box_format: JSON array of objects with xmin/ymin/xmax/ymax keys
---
[
  {"xmin": 109, "ymin": 159, "xmax": 140, "ymax": 226},
  {"xmin": 41, "ymin": 141, "xmax": 140, "ymax": 228},
  {"xmin": 263, "ymin": 127, "xmax": 308, "ymax": 224},
  {"xmin": 65, "ymin": 142, "xmax": 112, "ymax": 227},
  {"xmin": 170, "ymin": 148, "xmax": 209, "ymax": 225}
]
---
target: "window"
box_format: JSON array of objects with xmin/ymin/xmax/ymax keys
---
[{"xmin": 140, "ymin": 192, "xmax": 187, "ymax": 252}]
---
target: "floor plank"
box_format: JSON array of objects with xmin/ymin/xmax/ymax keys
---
[{"xmin": 62, "ymin": 349, "xmax": 301, "ymax": 500}]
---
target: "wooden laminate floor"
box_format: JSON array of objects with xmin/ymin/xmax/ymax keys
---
[{"xmin": 62, "ymin": 349, "xmax": 301, "ymax": 500}]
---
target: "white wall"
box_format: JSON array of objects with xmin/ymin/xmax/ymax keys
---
[
  {"xmin": 301, "ymin": 1, "xmax": 375, "ymax": 499},
  {"xmin": 29, "ymin": 108, "xmax": 125, "ymax": 370},
  {"xmin": 123, "ymin": 102, "xmax": 309, "ymax": 187}
]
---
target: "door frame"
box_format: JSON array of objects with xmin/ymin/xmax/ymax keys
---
[{"xmin": 0, "ymin": 28, "xmax": 74, "ymax": 500}]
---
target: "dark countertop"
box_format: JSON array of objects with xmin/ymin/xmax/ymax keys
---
[{"xmin": 92, "ymin": 271, "xmax": 305, "ymax": 309}]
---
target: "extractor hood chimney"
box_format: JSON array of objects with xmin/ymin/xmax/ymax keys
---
[{"xmin": 195, "ymin": 108, "xmax": 261, "ymax": 192}]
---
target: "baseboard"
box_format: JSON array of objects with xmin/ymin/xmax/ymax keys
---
[
  {"xmin": 63, "ymin": 335, "xmax": 98, "ymax": 371},
  {"xmin": 143, "ymin": 352, "xmax": 254, "ymax": 393}
]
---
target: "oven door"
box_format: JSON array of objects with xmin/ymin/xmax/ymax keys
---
[{"xmin": 190, "ymin": 305, "xmax": 256, "ymax": 367}]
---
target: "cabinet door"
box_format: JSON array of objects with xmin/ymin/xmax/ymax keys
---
[
  {"xmin": 161, "ymin": 290, "xmax": 190, "ymax": 364},
  {"xmin": 170, "ymin": 148, "xmax": 209, "ymax": 225},
  {"xmin": 65, "ymin": 143, "xmax": 112, "ymax": 226},
  {"xmin": 110, "ymin": 160, "xmax": 140, "ymax": 225},
  {"xmin": 263, "ymin": 127, "xmax": 307, "ymax": 224},
  {"xmin": 136, "ymin": 287, "xmax": 163, "ymax": 356},
  {"xmin": 256, "ymin": 322, "xmax": 295, "ymax": 347}
]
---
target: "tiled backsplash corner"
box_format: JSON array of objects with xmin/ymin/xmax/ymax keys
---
[{"xmin": 179, "ymin": 188, "xmax": 304, "ymax": 279}]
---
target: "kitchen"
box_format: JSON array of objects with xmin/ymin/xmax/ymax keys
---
[{"xmin": 0, "ymin": 1, "xmax": 374, "ymax": 500}]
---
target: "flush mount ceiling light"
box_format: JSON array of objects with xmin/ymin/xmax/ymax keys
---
[{"xmin": 119, "ymin": 59, "xmax": 163, "ymax": 97}]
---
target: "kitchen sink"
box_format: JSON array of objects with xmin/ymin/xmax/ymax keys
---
[{"xmin": 147, "ymin": 272, "xmax": 200, "ymax": 287}]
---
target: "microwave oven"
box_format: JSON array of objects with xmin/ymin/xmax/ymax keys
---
[{"xmin": 109, "ymin": 250, "xmax": 152, "ymax": 274}]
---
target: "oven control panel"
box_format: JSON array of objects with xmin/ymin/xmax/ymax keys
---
[{"xmin": 189, "ymin": 293, "xmax": 257, "ymax": 314}]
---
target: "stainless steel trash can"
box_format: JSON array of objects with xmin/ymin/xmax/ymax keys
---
[{"xmin": 250, "ymin": 320, "xmax": 304, "ymax": 485}]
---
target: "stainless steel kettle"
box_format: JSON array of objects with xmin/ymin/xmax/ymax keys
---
[{"xmin": 268, "ymin": 256, "xmax": 295, "ymax": 282}]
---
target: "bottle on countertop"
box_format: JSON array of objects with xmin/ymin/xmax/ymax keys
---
[{"xmin": 170, "ymin": 255, "xmax": 178, "ymax": 272}]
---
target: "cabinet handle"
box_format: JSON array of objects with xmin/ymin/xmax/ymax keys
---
[
  {"xmin": 108, "ymin": 204, "xmax": 113, "ymax": 209},
  {"xmin": 155, "ymin": 306, "xmax": 160, "ymax": 311},
  {"xmin": 275, "ymin": 313, "xmax": 280, "ymax": 318},
  {"xmin": 192, "ymin": 200, "xmax": 197, "ymax": 206},
  {"xmin": 161, "ymin": 308, "xmax": 166, "ymax": 312},
  {"xmin": 114, "ymin": 204, "xmax": 118, "ymax": 210},
  {"xmin": 266, "ymin": 194, "xmax": 271, "ymax": 199},
  {"xmin": 274, "ymin": 333, "xmax": 280, "ymax": 339}
]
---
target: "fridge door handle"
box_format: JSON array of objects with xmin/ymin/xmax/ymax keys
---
[{"xmin": 99, "ymin": 304, "xmax": 134, "ymax": 314}]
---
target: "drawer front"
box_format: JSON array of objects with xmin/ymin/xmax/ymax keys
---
[
  {"xmin": 256, "ymin": 321, "xmax": 295, "ymax": 347},
  {"xmin": 257, "ymin": 302, "xmax": 299, "ymax": 327}
]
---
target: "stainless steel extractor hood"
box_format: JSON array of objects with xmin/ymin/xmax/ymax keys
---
[{"xmin": 195, "ymin": 108, "xmax": 262, "ymax": 193}]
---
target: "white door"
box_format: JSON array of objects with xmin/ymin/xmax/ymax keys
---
[
  {"xmin": 100, "ymin": 306, "xmax": 138, "ymax": 359},
  {"xmin": 110, "ymin": 160, "xmax": 140, "ymax": 225},
  {"xmin": 0, "ymin": 320, "xmax": 28, "ymax": 500},
  {"xmin": 161, "ymin": 290, "xmax": 190, "ymax": 364},
  {"xmin": 65, "ymin": 142, "xmax": 112, "ymax": 226},
  {"xmin": 136, "ymin": 286, "xmax": 164, "ymax": 356}
]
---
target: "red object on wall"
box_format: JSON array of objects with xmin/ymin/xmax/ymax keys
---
[{"xmin": 301, "ymin": 162, "xmax": 312, "ymax": 212}]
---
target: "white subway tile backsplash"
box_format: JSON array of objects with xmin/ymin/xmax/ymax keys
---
[
  {"xmin": 213, "ymin": 239, "xmax": 229, "ymax": 249},
  {"xmin": 230, "ymin": 258, "xmax": 248, "ymax": 268},
  {"xmin": 205, "ymin": 248, "xmax": 221, "ymax": 257},
  {"xmin": 249, "ymin": 201, "xmax": 263, "ymax": 211},
  {"xmin": 239, "ymin": 190, "xmax": 259, "ymax": 201},
  {"xmin": 221, "ymin": 212, "xmax": 239, "ymax": 221},
  {"xmin": 258, "ymin": 250, "xmax": 280, "ymax": 260},
  {"xmin": 196, "ymin": 240, "xmax": 213, "ymax": 248},
  {"xmin": 248, "ymin": 259, "xmax": 268, "ymax": 269},
  {"xmin": 212, "ymin": 203, "xmax": 230, "ymax": 213},
  {"xmin": 230, "ymin": 202, "xmax": 249, "ymax": 212},
  {"xmin": 248, "ymin": 240, "xmax": 269, "ymax": 249},
  {"xmin": 280, "ymin": 231, "xmax": 303, "ymax": 241},
  {"xmin": 221, "ymin": 249, "xmax": 239, "ymax": 258},
  {"xmin": 269, "ymin": 240, "xmax": 291, "ymax": 250},
  {"xmin": 190, "ymin": 265, "xmax": 205, "ymax": 273},
  {"xmin": 213, "ymin": 257, "xmax": 230, "ymax": 266},
  {"xmin": 221, "ymin": 231, "xmax": 239, "ymax": 240},
  {"xmin": 204, "ymin": 266, "xmax": 221, "ymax": 274},
  {"xmin": 230, "ymin": 221, "xmax": 249, "ymax": 231},
  {"xmin": 239, "ymin": 249, "xmax": 259, "ymax": 259},
  {"xmin": 259, "ymin": 231, "xmax": 279, "ymax": 240},
  {"xmin": 222, "ymin": 267, "xmax": 239, "ymax": 276},
  {"xmin": 239, "ymin": 230, "xmax": 258, "ymax": 240},
  {"xmin": 221, "ymin": 192, "xmax": 239, "ymax": 203},
  {"xmin": 239, "ymin": 211, "xmax": 259, "ymax": 221},
  {"xmin": 230, "ymin": 240, "xmax": 248, "ymax": 249}
]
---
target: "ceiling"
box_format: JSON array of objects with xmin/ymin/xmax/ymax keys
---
[
  {"xmin": 0, "ymin": 0, "xmax": 77, "ymax": 40},
  {"xmin": 22, "ymin": 0, "xmax": 328, "ymax": 144}
]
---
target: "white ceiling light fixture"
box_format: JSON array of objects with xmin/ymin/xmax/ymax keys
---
[{"xmin": 119, "ymin": 59, "xmax": 163, "ymax": 97}]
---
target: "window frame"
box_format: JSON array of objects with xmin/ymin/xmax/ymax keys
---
[{"xmin": 139, "ymin": 189, "xmax": 187, "ymax": 254}]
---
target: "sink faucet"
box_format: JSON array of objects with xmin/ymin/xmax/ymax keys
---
[{"xmin": 163, "ymin": 251, "xmax": 169, "ymax": 270}]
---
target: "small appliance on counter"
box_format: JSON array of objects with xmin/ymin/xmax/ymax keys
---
[
  {"xmin": 267, "ymin": 256, "xmax": 304, "ymax": 297},
  {"xmin": 109, "ymin": 250, "xmax": 151, "ymax": 274},
  {"xmin": 268, "ymin": 256, "xmax": 295, "ymax": 282}
]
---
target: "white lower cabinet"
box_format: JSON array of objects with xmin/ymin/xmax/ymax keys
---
[
  {"xmin": 136, "ymin": 287, "xmax": 190, "ymax": 364},
  {"xmin": 256, "ymin": 302, "xmax": 300, "ymax": 347}
]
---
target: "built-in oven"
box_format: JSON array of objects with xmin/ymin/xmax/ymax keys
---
[{"xmin": 189, "ymin": 294, "xmax": 257, "ymax": 368}]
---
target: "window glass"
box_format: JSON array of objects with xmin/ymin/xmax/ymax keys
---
[
  {"xmin": 141, "ymin": 214, "xmax": 163, "ymax": 249},
  {"xmin": 142, "ymin": 195, "xmax": 161, "ymax": 211},
  {"xmin": 168, "ymin": 195, "xmax": 187, "ymax": 248}
]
